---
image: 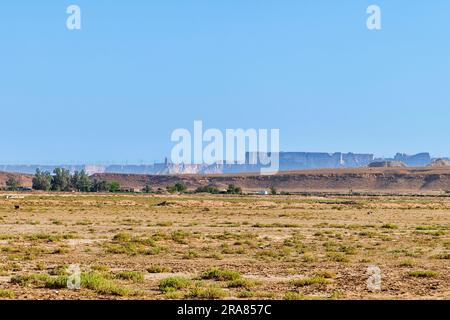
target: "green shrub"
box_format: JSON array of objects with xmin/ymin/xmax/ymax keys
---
[
  {"xmin": 408, "ymin": 270, "xmax": 439, "ymax": 278},
  {"xmin": 188, "ymin": 286, "xmax": 227, "ymax": 299},
  {"xmin": 227, "ymin": 278, "xmax": 254, "ymax": 289},
  {"xmin": 381, "ymin": 223, "xmax": 398, "ymax": 229},
  {"xmin": 112, "ymin": 232, "xmax": 132, "ymax": 242},
  {"xmin": 44, "ymin": 275, "xmax": 69, "ymax": 289},
  {"xmin": 108, "ymin": 181, "xmax": 121, "ymax": 193},
  {"xmin": 167, "ymin": 182, "xmax": 187, "ymax": 193},
  {"xmin": 159, "ymin": 277, "xmax": 191, "ymax": 293},
  {"xmin": 202, "ymin": 267, "xmax": 241, "ymax": 281},
  {"xmin": 10, "ymin": 273, "xmax": 49, "ymax": 286},
  {"xmin": 195, "ymin": 185, "xmax": 220, "ymax": 194},
  {"xmin": 81, "ymin": 272, "xmax": 132, "ymax": 296},
  {"xmin": 147, "ymin": 265, "xmax": 172, "ymax": 273},
  {"xmin": 183, "ymin": 250, "xmax": 199, "ymax": 259},
  {"xmin": 227, "ymin": 184, "xmax": 242, "ymax": 195},
  {"xmin": 291, "ymin": 276, "xmax": 330, "ymax": 287},
  {"xmin": 115, "ymin": 271, "xmax": 144, "ymax": 283},
  {"xmin": 171, "ymin": 230, "xmax": 190, "ymax": 244},
  {"xmin": 0, "ymin": 289, "xmax": 15, "ymax": 299},
  {"xmin": 433, "ymin": 253, "xmax": 450, "ymax": 260}
]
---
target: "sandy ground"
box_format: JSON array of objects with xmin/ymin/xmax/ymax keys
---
[{"xmin": 0, "ymin": 192, "xmax": 448, "ymax": 300}]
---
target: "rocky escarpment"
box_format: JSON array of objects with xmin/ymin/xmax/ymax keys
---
[
  {"xmin": 394, "ymin": 153, "xmax": 431, "ymax": 167},
  {"xmin": 91, "ymin": 167, "xmax": 450, "ymax": 193},
  {"xmin": 0, "ymin": 172, "xmax": 33, "ymax": 188},
  {"xmin": 368, "ymin": 161, "xmax": 406, "ymax": 168}
]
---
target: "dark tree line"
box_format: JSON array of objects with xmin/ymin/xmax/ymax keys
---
[
  {"xmin": 8, "ymin": 169, "xmax": 246, "ymax": 195},
  {"xmin": 5, "ymin": 177, "xmax": 20, "ymax": 191},
  {"xmin": 193, "ymin": 184, "xmax": 242, "ymax": 195},
  {"xmin": 32, "ymin": 168, "xmax": 120, "ymax": 193}
]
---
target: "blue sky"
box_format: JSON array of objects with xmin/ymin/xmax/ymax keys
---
[{"xmin": 0, "ymin": 1, "xmax": 449, "ymax": 164}]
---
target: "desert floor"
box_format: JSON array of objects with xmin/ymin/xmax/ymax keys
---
[{"xmin": 0, "ymin": 193, "xmax": 448, "ymax": 300}]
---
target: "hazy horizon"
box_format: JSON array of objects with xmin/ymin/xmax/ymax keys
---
[{"xmin": 0, "ymin": 150, "xmax": 444, "ymax": 166}]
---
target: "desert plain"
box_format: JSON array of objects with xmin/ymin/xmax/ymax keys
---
[{"xmin": 0, "ymin": 192, "xmax": 448, "ymax": 300}]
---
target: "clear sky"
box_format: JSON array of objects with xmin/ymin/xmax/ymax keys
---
[{"xmin": 1, "ymin": 0, "xmax": 449, "ymax": 164}]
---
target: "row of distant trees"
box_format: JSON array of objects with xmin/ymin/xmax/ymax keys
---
[
  {"xmin": 164, "ymin": 182, "xmax": 243, "ymax": 194},
  {"xmin": 4, "ymin": 168, "xmax": 250, "ymax": 195},
  {"xmin": 149, "ymin": 182, "xmax": 244, "ymax": 194},
  {"xmin": 32, "ymin": 168, "xmax": 120, "ymax": 192},
  {"xmin": 194, "ymin": 183, "xmax": 243, "ymax": 195},
  {"xmin": 5, "ymin": 177, "xmax": 21, "ymax": 191}
]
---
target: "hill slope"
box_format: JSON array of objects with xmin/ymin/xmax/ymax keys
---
[
  {"xmin": 0, "ymin": 172, "xmax": 33, "ymax": 188},
  {"xmin": 91, "ymin": 167, "xmax": 450, "ymax": 193}
]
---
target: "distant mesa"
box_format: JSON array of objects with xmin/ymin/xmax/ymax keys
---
[
  {"xmin": 394, "ymin": 153, "xmax": 431, "ymax": 167},
  {"xmin": 428, "ymin": 158, "xmax": 450, "ymax": 167},
  {"xmin": 368, "ymin": 160, "xmax": 406, "ymax": 168},
  {"xmin": 0, "ymin": 152, "xmax": 443, "ymax": 175}
]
